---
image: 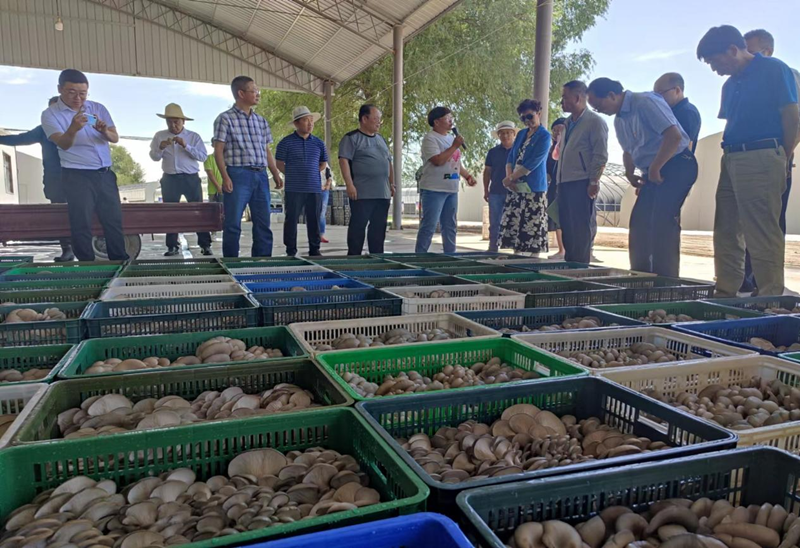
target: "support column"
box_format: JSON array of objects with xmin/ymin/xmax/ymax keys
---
[
  {"xmin": 392, "ymin": 25, "xmax": 404, "ymax": 230},
  {"xmin": 533, "ymin": 0, "xmax": 554, "ymax": 127},
  {"xmin": 323, "ymin": 80, "xmax": 333, "ymax": 152}
]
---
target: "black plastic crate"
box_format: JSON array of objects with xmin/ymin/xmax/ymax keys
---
[
  {"xmin": 495, "ymin": 280, "xmax": 624, "ymax": 307},
  {"xmin": 602, "ymin": 276, "xmax": 715, "ymax": 303},
  {"xmin": 0, "ymin": 302, "xmax": 86, "ymax": 346},
  {"xmin": 254, "ymin": 287, "xmax": 402, "ymax": 326},
  {"xmin": 458, "ymin": 306, "xmax": 645, "ymax": 336}
]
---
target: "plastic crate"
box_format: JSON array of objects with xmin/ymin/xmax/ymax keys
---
[
  {"xmin": 234, "ymin": 271, "xmax": 346, "ymax": 284},
  {"xmin": 0, "ymin": 279, "xmax": 108, "ymax": 292},
  {"xmin": 513, "ymin": 326, "xmax": 757, "ymax": 375},
  {"xmin": 457, "ymin": 306, "xmax": 646, "ymax": 336},
  {"xmin": 100, "ymin": 282, "xmax": 249, "ymax": 301},
  {"xmin": 254, "ymin": 288, "xmax": 402, "ymax": 326},
  {"xmin": 226, "ymin": 264, "xmax": 330, "ymax": 276},
  {"xmin": 106, "ymin": 274, "xmax": 235, "ymax": 287},
  {"xmin": 317, "ymin": 337, "xmax": 586, "ymax": 403},
  {"xmin": 328, "ymin": 263, "xmax": 417, "ymax": 273},
  {"xmin": 392, "ymin": 256, "xmax": 469, "ymax": 265},
  {"xmin": 363, "ymin": 275, "xmax": 479, "ymax": 289},
  {"xmin": 601, "ymin": 355, "xmax": 800, "ymax": 452},
  {"xmin": 82, "ymin": 294, "xmax": 261, "ymax": 338},
  {"xmin": 0, "ymin": 265, "xmax": 119, "ymax": 281},
  {"xmin": 392, "ymin": 260, "xmax": 473, "ymax": 270},
  {"xmin": 120, "ymin": 265, "xmax": 228, "ymax": 278},
  {"xmin": 0, "ymin": 408, "xmax": 428, "ymax": 548},
  {"xmin": 57, "ymin": 326, "xmax": 306, "ymax": 379},
  {"xmin": 346, "ymin": 269, "xmax": 437, "ymax": 279},
  {"xmin": 430, "ymin": 264, "xmax": 524, "ymax": 276},
  {"xmin": 246, "ymin": 278, "xmax": 371, "ymax": 294},
  {"xmin": 674, "ymin": 316, "xmax": 800, "ymax": 356},
  {"xmin": 0, "ymin": 261, "xmax": 122, "ymax": 271},
  {"xmin": 510, "ymin": 260, "xmax": 597, "ymax": 271},
  {"xmin": 128, "ymin": 258, "xmax": 221, "ymax": 267},
  {"xmin": 221, "ymin": 256, "xmax": 310, "ymax": 265},
  {"xmin": 309, "ymin": 255, "xmax": 390, "ymax": 264},
  {"xmin": 386, "ymin": 284, "xmax": 525, "ymax": 314},
  {"xmin": 706, "ymin": 295, "xmax": 800, "ymax": 314},
  {"xmin": 260, "ymin": 513, "xmax": 472, "ymax": 548},
  {"xmin": 0, "ymin": 287, "xmax": 102, "ymax": 304},
  {"xmin": 457, "ymin": 271, "xmax": 566, "ymax": 284},
  {"xmin": 0, "ymin": 344, "xmax": 74, "ymax": 385},
  {"xmin": 540, "ymin": 267, "xmax": 651, "ymax": 279},
  {"xmin": 0, "ymin": 384, "xmax": 48, "ymax": 450},
  {"xmin": 13, "ymin": 360, "xmax": 353, "ymax": 444},
  {"xmin": 495, "ymin": 279, "xmax": 624, "ymax": 308},
  {"xmin": 592, "ymin": 300, "xmax": 766, "ymax": 326},
  {"xmin": 288, "ymin": 312, "xmax": 501, "ymax": 356},
  {"xmin": 0, "ymin": 301, "xmax": 86, "ymax": 346},
  {"xmin": 601, "ymin": 275, "xmax": 716, "ymax": 303},
  {"xmin": 0, "ymin": 255, "xmax": 34, "ymax": 264},
  {"xmin": 357, "ymin": 375, "xmax": 735, "ymax": 512},
  {"xmin": 457, "ymin": 447, "xmax": 800, "ymax": 548}
]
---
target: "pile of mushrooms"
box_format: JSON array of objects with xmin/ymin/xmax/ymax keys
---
[
  {"xmin": 314, "ymin": 327, "xmax": 460, "ymax": 351},
  {"xmin": 85, "ymin": 336, "xmax": 284, "ymax": 374},
  {"xmin": 506, "ymin": 498, "xmax": 800, "ymax": 548},
  {"xmin": 554, "ymin": 342, "xmax": 682, "ymax": 369},
  {"xmin": 342, "ymin": 358, "xmax": 540, "ymax": 398},
  {"xmin": 0, "ymin": 368, "xmax": 50, "ymax": 384},
  {"xmin": 498, "ymin": 316, "xmax": 613, "ymax": 334},
  {"xmin": 426, "ymin": 290, "xmax": 451, "ymax": 299},
  {"xmin": 0, "ymin": 447, "xmax": 380, "ymax": 548},
  {"xmin": 2, "ymin": 308, "xmax": 67, "ymax": 324},
  {"xmin": 399, "ymin": 406, "xmax": 669, "ymax": 484},
  {"xmin": 765, "ymin": 306, "xmax": 800, "ymax": 315},
  {"xmin": 638, "ymin": 310, "xmax": 696, "ymax": 324},
  {"xmin": 57, "ymin": 385, "xmax": 318, "ymax": 440},
  {"xmin": 748, "ymin": 337, "xmax": 800, "ymax": 353},
  {"xmin": 642, "ymin": 376, "xmax": 800, "ymax": 432}
]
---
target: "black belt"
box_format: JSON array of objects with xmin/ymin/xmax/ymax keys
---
[
  {"xmin": 63, "ymin": 167, "xmax": 111, "ymax": 172},
  {"xmin": 723, "ymin": 138, "xmax": 781, "ymax": 154},
  {"xmin": 235, "ymin": 166, "xmax": 266, "ymax": 171}
]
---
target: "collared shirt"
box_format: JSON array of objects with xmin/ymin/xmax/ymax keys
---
[
  {"xmin": 719, "ymin": 53, "xmax": 799, "ymax": 147},
  {"xmin": 212, "ymin": 106, "xmax": 272, "ymax": 167},
  {"xmin": 0, "ymin": 126, "xmax": 61, "ymax": 186},
  {"xmin": 41, "ymin": 99, "xmax": 114, "ymax": 169},
  {"xmin": 614, "ymin": 91, "xmax": 690, "ymax": 171},
  {"xmin": 671, "ymin": 98, "xmax": 702, "ymax": 153},
  {"xmin": 149, "ymin": 128, "xmax": 208, "ymax": 175},
  {"xmin": 484, "ymin": 144, "xmax": 511, "ymax": 195},
  {"xmin": 275, "ymin": 132, "xmax": 329, "ymax": 193},
  {"xmin": 507, "ymin": 124, "xmax": 551, "ymax": 193}
]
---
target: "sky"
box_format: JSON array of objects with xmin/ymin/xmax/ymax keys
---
[{"xmin": 1, "ymin": 0, "xmax": 799, "ymax": 167}]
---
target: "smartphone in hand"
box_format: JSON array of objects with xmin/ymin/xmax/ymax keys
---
[{"xmin": 85, "ymin": 113, "xmax": 97, "ymax": 127}]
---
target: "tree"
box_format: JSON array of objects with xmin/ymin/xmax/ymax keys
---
[
  {"xmin": 257, "ymin": 0, "xmax": 609, "ymax": 186},
  {"xmin": 111, "ymin": 145, "xmax": 145, "ymax": 186}
]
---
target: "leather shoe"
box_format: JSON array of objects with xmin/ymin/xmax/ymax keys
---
[
  {"xmin": 200, "ymin": 247, "xmax": 213, "ymax": 256},
  {"xmin": 164, "ymin": 247, "xmax": 180, "ymax": 257}
]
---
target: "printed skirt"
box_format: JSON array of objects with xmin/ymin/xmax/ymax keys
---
[{"xmin": 497, "ymin": 191, "xmax": 549, "ymax": 254}]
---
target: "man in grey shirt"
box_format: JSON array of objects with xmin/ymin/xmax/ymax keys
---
[{"xmin": 339, "ymin": 104, "xmax": 394, "ymax": 255}]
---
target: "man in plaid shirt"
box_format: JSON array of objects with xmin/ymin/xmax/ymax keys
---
[{"xmin": 213, "ymin": 75, "xmax": 283, "ymax": 257}]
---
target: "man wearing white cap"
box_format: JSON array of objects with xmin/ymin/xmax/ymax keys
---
[
  {"xmin": 484, "ymin": 121, "xmax": 517, "ymax": 252},
  {"xmin": 149, "ymin": 103, "xmax": 210, "ymax": 256},
  {"xmin": 275, "ymin": 106, "xmax": 329, "ymax": 257}
]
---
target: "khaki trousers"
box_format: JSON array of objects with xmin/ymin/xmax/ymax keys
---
[{"xmin": 714, "ymin": 147, "xmax": 787, "ymax": 297}]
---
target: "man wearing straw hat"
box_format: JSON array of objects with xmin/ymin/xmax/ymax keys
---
[
  {"xmin": 484, "ymin": 121, "xmax": 517, "ymax": 252},
  {"xmin": 275, "ymin": 106, "xmax": 329, "ymax": 257},
  {"xmin": 149, "ymin": 103, "xmax": 210, "ymax": 256}
]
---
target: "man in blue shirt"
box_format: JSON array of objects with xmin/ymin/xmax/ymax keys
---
[
  {"xmin": 653, "ymin": 73, "xmax": 702, "ymax": 153},
  {"xmin": 483, "ymin": 121, "xmax": 516, "ymax": 252},
  {"xmin": 41, "ymin": 69, "xmax": 128, "ymax": 262},
  {"xmin": 697, "ymin": 25, "xmax": 799, "ymax": 297},
  {"xmin": 276, "ymin": 106, "xmax": 329, "ymax": 257},
  {"xmin": 0, "ymin": 97, "xmax": 74, "ymax": 262},
  {"xmin": 588, "ymin": 78, "xmax": 697, "ymax": 277}
]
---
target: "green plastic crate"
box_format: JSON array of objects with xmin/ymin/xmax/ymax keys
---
[
  {"xmin": 316, "ymin": 337, "xmax": 586, "ymax": 402},
  {"xmin": 0, "ymin": 287, "xmax": 102, "ymax": 304},
  {"xmin": 0, "ymin": 255, "xmax": 34, "ymax": 264},
  {"xmin": 359, "ymin": 275, "xmax": 478, "ymax": 289},
  {"xmin": 496, "ymin": 280, "xmax": 624, "ymax": 307},
  {"xmin": 309, "ymin": 255, "xmax": 388, "ymax": 264},
  {"xmin": 0, "ymin": 408, "xmax": 428, "ymax": 548},
  {"xmin": 393, "ymin": 260, "xmax": 473, "ymax": 269},
  {"xmin": 57, "ymin": 326, "xmax": 307, "ymax": 379},
  {"xmin": 431, "ymin": 265, "xmax": 525, "ymax": 276},
  {"xmin": 0, "ymin": 301, "xmax": 87, "ymax": 346},
  {"xmin": 592, "ymin": 300, "xmax": 766, "ymax": 326},
  {"xmin": 0, "ymin": 344, "xmax": 74, "ymax": 385},
  {"xmin": 2, "ymin": 261, "xmax": 122, "ymax": 269},
  {"xmin": 458, "ymin": 271, "xmax": 566, "ymax": 284},
  {"xmin": 120, "ymin": 265, "xmax": 228, "ymax": 278},
  {"xmin": 1, "ymin": 264, "xmax": 120, "ymax": 281},
  {"xmin": 221, "ymin": 256, "xmax": 310, "ymax": 265},
  {"xmin": 602, "ymin": 276, "xmax": 715, "ymax": 303},
  {"xmin": 0, "ymin": 279, "xmax": 108, "ymax": 292},
  {"xmin": 82, "ymin": 294, "xmax": 261, "ymax": 338},
  {"xmin": 328, "ymin": 263, "xmax": 416, "ymax": 273},
  {"xmin": 13, "ymin": 360, "xmax": 353, "ymax": 444},
  {"xmin": 129, "ymin": 258, "xmax": 221, "ymax": 266}
]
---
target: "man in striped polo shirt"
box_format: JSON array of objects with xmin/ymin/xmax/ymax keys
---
[{"xmin": 275, "ymin": 107, "xmax": 329, "ymax": 257}]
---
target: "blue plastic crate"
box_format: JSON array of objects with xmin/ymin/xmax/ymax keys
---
[
  {"xmin": 457, "ymin": 306, "xmax": 645, "ymax": 336},
  {"xmin": 257, "ymin": 513, "xmax": 472, "ymax": 548},
  {"xmin": 245, "ymin": 278, "xmax": 371, "ymax": 294},
  {"xmin": 673, "ymin": 316, "xmax": 800, "ymax": 355},
  {"xmin": 344, "ymin": 268, "xmax": 438, "ymax": 279},
  {"xmin": 234, "ymin": 271, "xmax": 346, "ymax": 284},
  {"xmin": 254, "ymin": 287, "xmax": 401, "ymax": 326}
]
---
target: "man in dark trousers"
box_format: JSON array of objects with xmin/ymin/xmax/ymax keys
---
[
  {"xmin": 653, "ymin": 73, "xmax": 702, "ymax": 152},
  {"xmin": 0, "ymin": 97, "xmax": 74, "ymax": 261}
]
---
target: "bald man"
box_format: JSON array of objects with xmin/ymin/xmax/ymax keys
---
[{"xmin": 654, "ymin": 73, "xmax": 702, "ymax": 152}]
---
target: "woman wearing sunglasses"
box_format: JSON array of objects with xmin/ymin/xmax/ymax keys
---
[{"xmin": 497, "ymin": 99, "xmax": 552, "ymax": 255}]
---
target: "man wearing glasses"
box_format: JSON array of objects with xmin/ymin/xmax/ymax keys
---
[
  {"xmin": 653, "ymin": 73, "xmax": 702, "ymax": 153},
  {"xmin": 41, "ymin": 69, "xmax": 128, "ymax": 261},
  {"xmin": 212, "ymin": 76, "xmax": 283, "ymax": 258}
]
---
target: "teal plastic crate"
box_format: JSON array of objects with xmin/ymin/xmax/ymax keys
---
[
  {"xmin": 0, "ymin": 344, "xmax": 74, "ymax": 385},
  {"xmin": 0, "ymin": 287, "xmax": 102, "ymax": 304},
  {"xmin": 706, "ymin": 295, "xmax": 800, "ymax": 314},
  {"xmin": 0, "ymin": 302, "xmax": 86, "ymax": 346},
  {"xmin": 496, "ymin": 279, "xmax": 624, "ymax": 307},
  {"xmin": 592, "ymin": 300, "xmax": 766, "ymax": 326},
  {"xmin": 602, "ymin": 276, "xmax": 715, "ymax": 303}
]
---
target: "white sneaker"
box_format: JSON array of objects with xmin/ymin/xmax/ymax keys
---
[
  {"xmin": 548, "ymin": 251, "xmax": 565, "ymax": 260},
  {"xmin": 590, "ymin": 254, "xmax": 603, "ymax": 263}
]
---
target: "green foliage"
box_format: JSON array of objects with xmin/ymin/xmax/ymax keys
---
[
  {"xmin": 111, "ymin": 145, "xmax": 145, "ymax": 186},
  {"xmin": 256, "ymin": 0, "xmax": 609, "ymax": 187}
]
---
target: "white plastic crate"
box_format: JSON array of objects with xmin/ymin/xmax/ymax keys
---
[
  {"xmin": 226, "ymin": 264, "xmax": 332, "ymax": 276},
  {"xmin": 100, "ymin": 282, "xmax": 249, "ymax": 301},
  {"xmin": 107, "ymin": 275, "xmax": 235, "ymax": 287},
  {"xmin": 540, "ymin": 267, "xmax": 650, "ymax": 280},
  {"xmin": 601, "ymin": 355, "xmax": 800, "ymax": 453},
  {"xmin": 512, "ymin": 326, "xmax": 756, "ymax": 375},
  {"xmin": 288, "ymin": 312, "xmax": 501, "ymax": 355},
  {"xmin": 385, "ymin": 284, "xmax": 525, "ymax": 314},
  {"xmin": 0, "ymin": 383, "xmax": 47, "ymax": 449}
]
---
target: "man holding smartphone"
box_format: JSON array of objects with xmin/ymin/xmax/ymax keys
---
[{"xmin": 41, "ymin": 69, "xmax": 128, "ymax": 261}]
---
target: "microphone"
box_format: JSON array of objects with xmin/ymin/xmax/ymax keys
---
[{"xmin": 452, "ymin": 126, "xmax": 467, "ymax": 150}]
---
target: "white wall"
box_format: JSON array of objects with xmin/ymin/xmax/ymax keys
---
[
  {"xmin": 457, "ymin": 181, "xmax": 485, "ymax": 222},
  {"xmin": 14, "ymin": 151, "xmax": 46, "ymax": 204},
  {"xmin": 0, "ymin": 144, "xmax": 19, "ymax": 205}
]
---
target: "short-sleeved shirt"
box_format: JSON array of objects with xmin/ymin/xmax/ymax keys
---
[
  {"xmin": 203, "ymin": 155, "xmax": 222, "ymax": 196},
  {"xmin": 41, "ymin": 99, "xmax": 115, "ymax": 169},
  {"xmin": 212, "ymin": 106, "xmax": 272, "ymax": 167},
  {"xmin": 275, "ymin": 132, "xmax": 329, "ymax": 193},
  {"xmin": 419, "ymin": 131, "xmax": 461, "ymax": 193},
  {"xmin": 719, "ymin": 53, "xmax": 799, "ymax": 147},
  {"xmin": 485, "ymin": 145, "xmax": 510, "ymax": 195},
  {"xmin": 671, "ymin": 98, "xmax": 702, "ymax": 153},
  {"xmin": 614, "ymin": 91, "xmax": 690, "ymax": 171},
  {"xmin": 0, "ymin": 126, "xmax": 61, "ymax": 186},
  {"xmin": 338, "ymin": 129, "xmax": 392, "ymax": 200}
]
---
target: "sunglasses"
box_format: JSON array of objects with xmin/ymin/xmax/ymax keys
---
[{"xmin": 519, "ymin": 113, "xmax": 537, "ymax": 122}]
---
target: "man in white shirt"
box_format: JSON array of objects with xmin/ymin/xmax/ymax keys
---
[{"xmin": 149, "ymin": 103, "xmax": 210, "ymax": 256}]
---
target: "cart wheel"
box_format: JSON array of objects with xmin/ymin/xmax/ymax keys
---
[{"xmin": 92, "ymin": 234, "xmax": 142, "ymax": 260}]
